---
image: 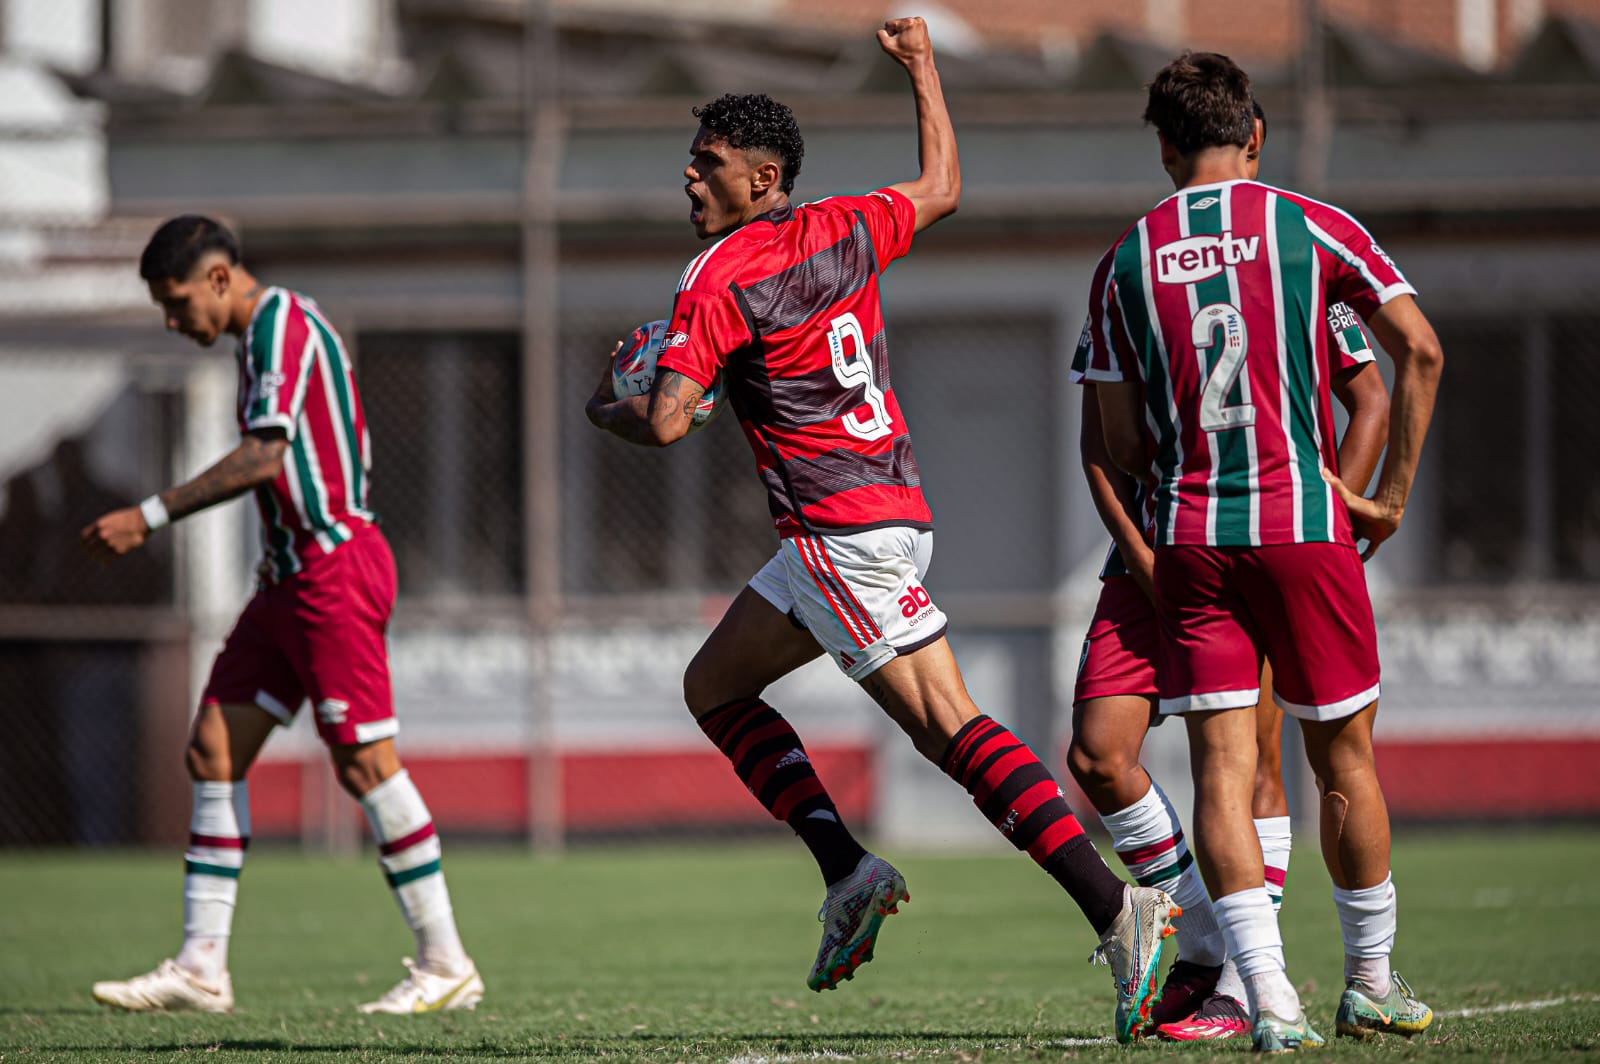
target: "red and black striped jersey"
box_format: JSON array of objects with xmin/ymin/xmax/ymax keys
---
[{"xmin": 656, "ymin": 187, "xmax": 930, "ymax": 537}]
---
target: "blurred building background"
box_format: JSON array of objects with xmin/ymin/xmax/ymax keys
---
[{"xmin": 1, "ymin": 0, "xmax": 1597, "ymax": 849}]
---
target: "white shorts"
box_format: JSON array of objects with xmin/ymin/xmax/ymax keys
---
[{"xmin": 748, "ymin": 527, "xmax": 949, "ymax": 681}]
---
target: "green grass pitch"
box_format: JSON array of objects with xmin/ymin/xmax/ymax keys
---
[{"xmin": 3, "ymin": 828, "xmax": 1598, "ymax": 1061}]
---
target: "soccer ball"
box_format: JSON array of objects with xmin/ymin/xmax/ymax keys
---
[{"xmin": 611, "ymin": 319, "xmax": 726, "ymax": 431}]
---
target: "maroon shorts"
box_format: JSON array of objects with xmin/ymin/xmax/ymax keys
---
[
  {"xmin": 1154, "ymin": 542, "xmax": 1380, "ymax": 721},
  {"xmin": 202, "ymin": 524, "xmax": 398, "ymax": 746},
  {"xmin": 1074, "ymin": 575, "xmax": 1159, "ymax": 705}
]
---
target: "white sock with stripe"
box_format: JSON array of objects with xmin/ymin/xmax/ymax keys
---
[
  {"xmin": 1255, "ymin": 816, "xmax": 1293, "ymax": 913},
  {"xmin": 177, "ymin": 781, "xmax": 249, "ymax": 985},
  {"xmin": 1102, "ymin": 781, "xmax": 1224, "ymax": 966},
  {"xmin": 1333, "ymin": 874, "xmax": 1396, "ymax": 997},
  {"xmin": 1213, "ymin": 886, "xmax": 1299, "ymax": 1020},
  {"xmin": 1216, "ymin": 819, "xmax": 1294, "ymax": 1007},
  {"xmin": 359, "ymin": 769, "xmax": 468, "ymax": 976}
]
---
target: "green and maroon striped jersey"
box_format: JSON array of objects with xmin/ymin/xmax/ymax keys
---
[
  {"xmin": 1071, "ymin": 298, "xmax": 1377, "ymax": 579},
  {"xmin": 1080, "ymin": 180, "xmax": 1413, "ymax": 548},
  {"xmin": 237, "ymin": 288, "xmax": 374, "ymax": 580}
]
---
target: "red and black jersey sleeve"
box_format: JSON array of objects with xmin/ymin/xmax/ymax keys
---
[
  {"xmin": 656, "ymin": 282, "xmax": 751, "ymax": 391},
  {"xmin": 821, "ymin": 188, "xmax": 916, "ymax": 271}
]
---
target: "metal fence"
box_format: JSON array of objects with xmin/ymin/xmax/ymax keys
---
[{"xmin": 2, "ymin": 0, "xmax": 1599, "ymax": 850}]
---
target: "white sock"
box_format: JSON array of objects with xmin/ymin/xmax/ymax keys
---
[
  {"xmin": 1213, "ymin": 887, "xmax": 1299, "ymax": 1020},
  {"xmin": 1333, "ymin": 874, "xmax": 1396, "ymax": 995},
  {"xmin": 1215, "ymin": 956, "xmax": 1247, "ymax": 1007},
  {"xmin": 1101, "ymin": 781, "xmax": 1224, "ymax": 966},
  {"xmin": 360, "ymin": 769, "xmax": 469, "ymax": 975},
  {"xmin": 1255, "ymin": 816, "xmax": 1293, "ymax": 914},
  {"xmin": 177, "ymin": 781, "xmax": 249, "ymax": 985}
]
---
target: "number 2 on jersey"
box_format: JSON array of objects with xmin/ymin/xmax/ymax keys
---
[
  {"xmin": 1192, "ymin": 302, "xmax": 1256, "ymax": 432},
  {"xmin": 827, "ymin": 311, "xmax": 893, "ymax": 441}
]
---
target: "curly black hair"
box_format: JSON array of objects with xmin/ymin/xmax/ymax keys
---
[{"xmin": 692, "ymin": 93, "xmax": 804, "ymax": 195}]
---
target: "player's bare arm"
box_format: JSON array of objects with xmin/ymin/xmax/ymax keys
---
[
  {"xmin": 880, "ymin": 17, "xmax": 960, "ymax": 233},
  {"xmin": 1080, "ymin": 386, "xmax": 1154, "ymax": 598},
  {"xmin": 585, "ymin": 345, "xmax": 706, "ymax": 448},
  {"xmin": 1329, "ymin": 362, "xmax": 1390, "ymax": 497},
  {"xmin": 1095, "ymin": 380, "xmax": 1149, "ymax": 483},
  {"xmin": 80, "ymin": 430, "xmax": 288, "ymax": 560},
  {"xmin": 1322, "ymin": 294, "xmax": 1444, "ymax": 558}
]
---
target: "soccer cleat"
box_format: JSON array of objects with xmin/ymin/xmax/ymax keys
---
[
  {"xmin": 1088, "ymin": 885, "xmax": 1181, "ymax": 1043},
  {"xmin": 358, "ymin": 957, "xmax": 484, "ymax": 1014},
  {"xmin": 806, "ymin": 853, "xmax": 909, "ymax": 992},
  {"xmin": 1146, "ymin": 958, "xmax": 1221, "ymax": 1031},
  {"xmin": 1155, "ymin": 990, "xmax": 1250, "ymax": 1041},
  {"xmin": 92, "ymin": 959, "xmax": 233, "ymax": 1013},
  {"xmin": 1253, "ymin": 1008, "xmax": 1326, "ymax": 1053},
  {"xmin": 1335, "ymin": 971, "xmax": 1433, "ymax": 1040}
]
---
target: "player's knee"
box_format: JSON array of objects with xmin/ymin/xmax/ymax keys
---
[
  {"xmin": 1066, "ymin": 738, "xmax": 1133, "ymax": 799},
  {"xmin": 184, "ymin": 735, "xmax": 228, "ymax": 782},
  {"xmin": 682, "ymin": 659, "xmax": 747, "ymax": 718},
  {"xmin": 332, "ymin": 750, "xmax": 386, "ymax": 798},
  {"xmin": 681, "ymin": 662, "xmax": 717, "ymax": 717}
]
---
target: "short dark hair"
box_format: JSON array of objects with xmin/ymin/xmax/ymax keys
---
[
  {"xmin": 1252, "ymin": 97, "xmax": 1267, "ymax": 145},
  {"xmin": 140, "ymin": 215, "xmax": 240, "ymax": 282},
  {"xmin": 691, "ymin": 93, "xmax": 804, "ymax": 195},
  {"xmin": 1143, "ymin": 52, "xmax": 1255, "ymax": 157}
]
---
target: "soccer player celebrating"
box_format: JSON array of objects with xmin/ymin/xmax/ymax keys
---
[
  {"xmin": 587, "ymin": 17, "xmax": 1178, "ymax": 1042},
  {"xmin": 1082, "ymin": 53, "xmax": 1444, "ymax": 1050},
  {"xmin": 1065, "ymin": 96, "xmax": 1391, "ymax": 1041},
  {"xmin": 83, "ymin": 217, "xmax": 482, "ymax": 1015}
]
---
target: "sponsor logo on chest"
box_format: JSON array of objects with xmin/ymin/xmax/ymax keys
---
[{"xmin": 1153, "ymin": 232, "xmax": 1261, "ymax": 285}]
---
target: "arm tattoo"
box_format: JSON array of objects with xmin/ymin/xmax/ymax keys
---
[
  {"xmin": 162, "ymin": 433, "xmax": 287, "ymax": 521},
  {"xmin": 587, "ymin": 370, "xmax": 704, "ymax": 446},
  {"xmin": 650, "ymin": 371, "xmax": 705, "ymax": 430}
]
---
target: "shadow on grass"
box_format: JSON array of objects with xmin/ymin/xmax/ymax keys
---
[{"xmin": 21, "ymin": 1029, "xmax": 1107, "ymax": 1056}]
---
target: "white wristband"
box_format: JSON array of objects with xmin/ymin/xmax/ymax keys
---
[{"xmin": 139, "ymin": 494, "xmax": 170, "ymax": 532}]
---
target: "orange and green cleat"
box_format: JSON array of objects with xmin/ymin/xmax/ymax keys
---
[
  {"xmin": 1090, "ymin": 885, "xmax": 1181, "ymax": 1043},
  {"xmin": 806, "ymin": 854, "xmax": 909, "ymax": 992},
  {"xmin": 1335, "ymin": 971, "xmax": 1433, "ymax": 1040}
]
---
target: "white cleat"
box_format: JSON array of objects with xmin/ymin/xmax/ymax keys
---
[
  {"xmin": 358, "ymin": 957, "xmax": 484, "ymax": 1014},
  {"xmin": 1089, "ymin": 885, "xmax": 1181, "ymax": 1044},
  {"xmin": 92, "ymin": 959, "xmax": 233, "ymax": 1013}
]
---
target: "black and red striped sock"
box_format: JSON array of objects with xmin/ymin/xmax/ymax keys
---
[
  {"xmin": 698, "ymin": 698, "xmax": 867, "ymax": 885},
  {"xmin": 942, "ymin": 714, "xmax": 1126, "ymax": 935}
]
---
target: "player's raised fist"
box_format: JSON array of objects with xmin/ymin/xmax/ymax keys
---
[{"xmin": 878, "ymin": 17, "xmax": 933, "ymax": 65}]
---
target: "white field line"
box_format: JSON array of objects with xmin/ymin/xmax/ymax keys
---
[{"xmin": 1440, "ymin": 993, "xmax": 1600, "ymax": 1019}]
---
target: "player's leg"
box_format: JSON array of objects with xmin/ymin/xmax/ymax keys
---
[
  {"xmin": 684, "ymin": 573, "xmax": 873, "ymax": 888},
  {"xmin": 1065, "ymin": 577, "xmax": 1226, "ymax": 1033},
  {"xmin": 301, "ymin": 528, "xmax": 482, "ymax": 1013},
  {"xmin": 862, "ymin": 636, "xmax": 1176, "ymax": 1042},
  {"xmin": 1203, "ymin": 658, "xmax": 1294, "ymax": 1033},
  {"xmin": 92, "ymin": 593, "xmax": 292, "ymax": 1013},
  {"xmin": 326, "ymin": 737, "xmax": 481, "ymax": 1013},
  {"xmin": 1156, "ymin": 545, "xmax": 1316, "ymax": 1050},
  {"xmin": 781, "ymin": 528, "xmax": 1169, "ymax": 1034},
  {"xmin": 1251, "ymin": 660, "xmax": 1293, "ymax": 913},
  {"xmin": 686, "ymin": 570, "xmax": 902, "ymax": 993},
  {"xmin": 1250, "ymin": 542, "xmax": 1430, "ymax": 1041}
]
